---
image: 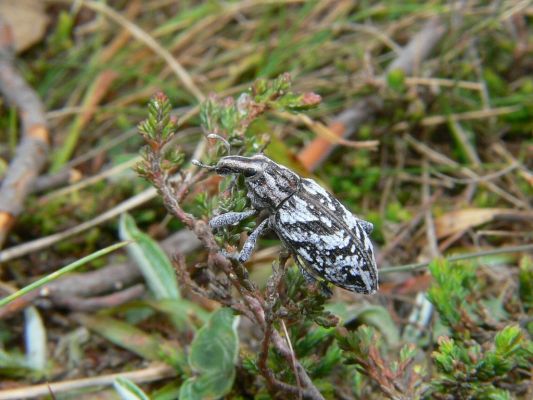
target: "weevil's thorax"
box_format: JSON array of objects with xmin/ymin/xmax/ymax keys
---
[
  {"xmin": 214, "ymin": 155, "xmax": 300, "ymax": 212},
  {"xmin": 245, "ymin": 160, "xmax": 300, "ymax": 211}
]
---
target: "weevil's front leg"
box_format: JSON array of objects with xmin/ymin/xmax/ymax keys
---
[
  {"xmin": 293, "ymin": 256, "xmax": 333, "ymax": 297},
  {"xmin": 209, "ymin": 209, "xmax": 258, "ymax": 229},
  {"xmin": 224, "ymin": 218, "xmax": 270, "ymax": 263}
]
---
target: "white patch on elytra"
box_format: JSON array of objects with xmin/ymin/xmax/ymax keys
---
[
  {"xmin": 278, "ymin": 196, "xmax": 319, "ymax": 224},
  {"xmin": 299, "ymin": 247, "xmax": 313, "ymax": 262},
  {"xmin": 320, "ymin": 215, "xmax": 332, "ymax": 227}
]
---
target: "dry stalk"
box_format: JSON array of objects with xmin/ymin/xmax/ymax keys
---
[{"xmin": 0, "ymin": 18, "xmax": 50, "ymax": 247}]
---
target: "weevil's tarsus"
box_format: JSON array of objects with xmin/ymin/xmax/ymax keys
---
[{"xmin": 219, "ymin": 218, "xmax": 270, "ymax": 264}]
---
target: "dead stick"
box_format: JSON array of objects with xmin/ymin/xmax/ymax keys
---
[
  {"xmin": 0, "ymin": 187, "xmax": 157, "ymax": 263},
  {"xmin": 0, "ymin": 229, "xmax": 200, "ymax": 317},
  {"xmin": 51, "ymin": 284, "xmax": 146, "ymax": 312},
  {"xmin": 0, "ymin": 363, "xmax": 175, "ymax": 400},
  {"xmin": 0, "ymin": 19, "xmax": 50, "ymax": 247}
]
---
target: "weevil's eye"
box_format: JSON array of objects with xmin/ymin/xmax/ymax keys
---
[
  {"xmin": 216, "ymin": 166, "xmax": 231, "ymax": 175},
  {"xmin": 243, "ymin": 168, "xmax": 256, "ymax": 178}
]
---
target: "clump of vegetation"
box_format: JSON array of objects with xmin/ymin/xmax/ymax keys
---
[
  {"xmin": 132, "ymin": 82, "xmax": 532, "ymax": 399},
  {"xmin": 0, "ymin": 2, "xmax": 531, "ymax": 399}
]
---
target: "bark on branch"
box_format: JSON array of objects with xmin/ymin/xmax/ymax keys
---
[{"xmin": 0, "ymin": 18, "xmax": 50, "ymax": 247}]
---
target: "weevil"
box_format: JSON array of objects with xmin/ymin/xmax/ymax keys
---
[{"xmin": 194, "ymin": 154, "xmax": 378, "ymax": 294}]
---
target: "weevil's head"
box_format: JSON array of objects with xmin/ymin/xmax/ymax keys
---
[{"xmin": 215, "ymin": 154, "xmax": 300, "ymax": 210}]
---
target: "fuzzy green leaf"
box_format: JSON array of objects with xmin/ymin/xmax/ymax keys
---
[
  {"xmin": 119, "ymin": 213, "xmax": 180, "ymax": 300},
  {"xmin": 179, "ymin": 308, "xmax": 239, "ymax": 400}
]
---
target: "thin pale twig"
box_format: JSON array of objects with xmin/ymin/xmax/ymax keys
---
[
  {"xmin": 393, "ymin": 106, "xmax": 521, "ymax": 131},
  {"xmin": 423, "ymin": 159, "xmax": 439, "ymax": 259},
  {"xmin": 0, "ymin": 187, "xmax": 157, "ymax": 263},
  {"xmin": 431, "ymin": 163, "xmax": 519, "ymax": 185},
  {"xmin": 281, "ymin": 319, "xmax": 302, "ymax": 399},
  {"xmin": 0, "ymin": 363, "xmax": 175, "ymax": 400},
  {"xmin": 380, "ymin": 243, "xmax": 533, "ymax": 274},
  {"xmin": 404, "ymin": 134, "xmax": 528, "ymax": 209},
  {"xmin": 39, "ymin": 157, "xmax": 140, "ymax": 203},
  {"xmin": 78, "ymin": 0, "xmax": 205, "ymax": 102}
]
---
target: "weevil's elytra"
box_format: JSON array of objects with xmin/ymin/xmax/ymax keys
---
[{"xmin": 203, "ymin": 154, "xmax": 378, "ymax": 294}]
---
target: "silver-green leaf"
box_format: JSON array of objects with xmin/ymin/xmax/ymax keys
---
[
  {"xmin": 179, "ymin": 308, "xmax": 239, "ymax": 400},
  {"xmin": 119, "ymin": 213, "xmax": 179, "ymax": 300}
]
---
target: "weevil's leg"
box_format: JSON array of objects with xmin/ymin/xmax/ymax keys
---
[
  {"xmin": 295, "ymin": 257, "xmax": 318, "ymax": 285},
  {"xmin": 209, "ymin": 209, "xmax": 258, "ymax": 229},
  {"xmin": 236, "ymin": 218, "xmax": 270, "ymax": 263},
  {"xmin": 357, "ymin": 218, "xmax": 374, "ymax": 234},
  {"xmin": 293, "ymin": 256, "xmax": 333, "ymax": 297}
]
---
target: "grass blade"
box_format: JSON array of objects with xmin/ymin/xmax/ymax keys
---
[
  {"xmin": 0, "ymin": 241, "xmax": 130, "ymax": 308},
  {"xmin": 113, "ymin": 376, "xmax": 150, "ymax": 400}
]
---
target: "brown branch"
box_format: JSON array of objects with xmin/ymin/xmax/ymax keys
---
[
  {"xmin": 0, "ymin": 230, "xmax": 201, "ymax": 318},
  {"xmin": 257, "ymin": 322, "xmax": 305, "ymax": 398},
  {"xmin": 0, "ymin": 18, "xmax": 50, "ymax": 248},
  {"xmin": 246, "ymin": 295, "xmax": 324, "ymax": 400},
  {"xmin": 50, "ymin": 283, "xmax": 146, "ymax": 312}
]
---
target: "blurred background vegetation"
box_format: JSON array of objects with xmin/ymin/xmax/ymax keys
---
[{"xmin": 0, "ymin": 1, "xmax": 531, "ymax": 399}]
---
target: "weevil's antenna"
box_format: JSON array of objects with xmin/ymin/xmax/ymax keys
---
[
  {"xmin": 256, "ymin": 135, "xmax": 271, "ymax": 154},
  {"xmin": 206, "ymin": 133, "xmax": 231, "ymax": 155},
  {"xmin": 191, "ymin": 159, "xmax": 216, "ymax": 170}
]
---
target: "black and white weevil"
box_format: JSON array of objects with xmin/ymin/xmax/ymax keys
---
[{"xmin": 194, "ymin": 154, "xmax": 378, "ymax": 295}]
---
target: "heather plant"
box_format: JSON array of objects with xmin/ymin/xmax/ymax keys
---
[{"xmin": 133, "ymin": 77, "xmax": 532, "ymax": 399}]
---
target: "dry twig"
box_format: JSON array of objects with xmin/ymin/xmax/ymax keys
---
[
  {"xmin": 0, "ymin": 18, "xmax": 50, "ymax": 247},
  {"xmin": 0, "ymin": 363, "xmax": 175, "ymax": 400},
  {"xmin": 0, "ymin": 230, "xmax": 200, "ymax": 317},
  {"xmin": 404, "ymin": 134, "xmax": 529, "ymax": 209}
]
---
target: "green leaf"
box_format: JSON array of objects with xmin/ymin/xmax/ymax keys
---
[
  {"xmin": 119, "ymin": 213, "xmax": 180, "ymax": 300},
  {"xmin": 387, "ymin": 69, "xmax": 406, "ymax": 92},
  {"xmin": 77, "ymin": 314, "xmax": 185, "ymax": 369},
  {"xmin": 114, "ymin": 377, "xmax": 150, "ymax": 400},
  {"xmin": 179, "ymin": 308, "xmax": 239, "ymax": 400},
  {"xmin": 494, "ymin": 325, "xmax": 522, "ymax": 357}
]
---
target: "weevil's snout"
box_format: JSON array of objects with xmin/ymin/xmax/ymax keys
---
[{"xmin": 215, "ymin": 156, "xmax": 264, "ymax": 177}]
